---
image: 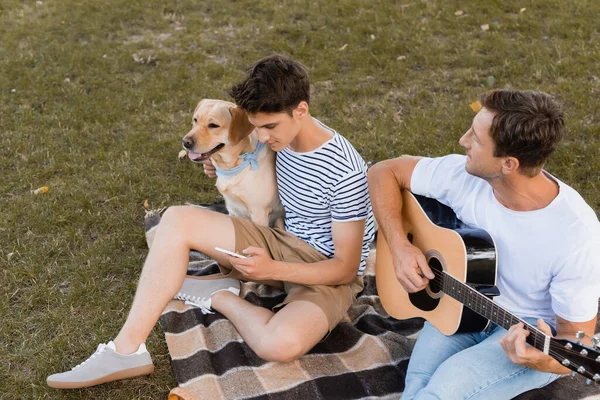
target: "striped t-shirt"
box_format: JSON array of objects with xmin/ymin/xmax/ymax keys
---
[{"xmin": 276, "ymin": 120, "xmax": 375, "ymax": 274}]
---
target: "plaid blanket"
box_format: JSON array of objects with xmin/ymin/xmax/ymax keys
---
[{"xmin": 146, "ymin": 206, "xmax": 600, "ymax": 400}]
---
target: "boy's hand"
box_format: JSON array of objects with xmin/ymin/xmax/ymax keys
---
[
  {"xmin": 202, "ymin": 158, "xmax": 217, "ymax": 178},
  {"xmin": 228, "ymin": 247, "xmax": 277, "ymax": 280}
]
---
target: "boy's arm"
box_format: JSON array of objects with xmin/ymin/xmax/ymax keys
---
[
  {"xmin": 228, "ymin": 219, "xmax": 366, "ymax": 285},
  {"xmin": 367, "ymin": 156, "xmax": 434, "ymax": 292}
]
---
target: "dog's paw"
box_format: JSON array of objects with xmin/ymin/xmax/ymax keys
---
[{"xmin": 178, "ymin": 149, "xmax": 188, "ymax": 160}]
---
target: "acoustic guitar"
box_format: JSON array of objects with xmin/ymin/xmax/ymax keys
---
[{"xmin": 375, "ymin": 190, "xmax": 600, "ymax": 382}]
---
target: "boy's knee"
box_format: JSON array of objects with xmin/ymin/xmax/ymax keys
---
[
  {"xmin": 161, "ymin": 205, "xmax": 190, "ymax": 224},
  {"xmin": 255, "ymin": 333, "xmax": 307, "ymax": 363}
]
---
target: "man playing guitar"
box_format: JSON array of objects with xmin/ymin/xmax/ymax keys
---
[{"xmin": 368, "ymin": 89, "xmax": 600, "ymax": 399}]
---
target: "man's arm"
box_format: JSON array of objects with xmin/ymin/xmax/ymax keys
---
[
  {"xmin": 228, "ymin": 219, "xmax": 365, "ymax": 285},
  {"xmin": 501, "ymin": 315, "xmax": 598, "ymax": 374},
  {"xmin": 367, "ymin": 156, "xmax": 435, "ymax": 292}
]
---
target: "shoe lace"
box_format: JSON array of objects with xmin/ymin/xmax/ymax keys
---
[
  {"xmin": 174, "ymin": 292, "xmax": 214, "ymax": 315},
  {"xmin": 73, "ymin": 343, "xmax": 109, "ymax": 370}
]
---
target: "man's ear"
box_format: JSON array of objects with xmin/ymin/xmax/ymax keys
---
[
  {"xmin": 501, "ymin": 156, "xmax": 520, "ymax": 175},
  {"xmin": 228, "ymin": 106, "xmax": 254, "ymax": 145}
]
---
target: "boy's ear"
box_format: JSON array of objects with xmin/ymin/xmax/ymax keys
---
[
  {"xmin": 293, "ymin": 101, "xmax": 309, "ymax": 119},
  {"xmin": 228, "ymin": 106, "xmax": 254, "ymax": 145}
]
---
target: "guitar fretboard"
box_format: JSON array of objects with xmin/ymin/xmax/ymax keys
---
[{"xmin": 434, "ymin": 268, "xmax": 549, "ymax": 352}]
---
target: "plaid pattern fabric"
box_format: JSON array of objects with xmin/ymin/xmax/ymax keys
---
[{"xmin": 147, "ymin": 207, "xmax": 600, "ymax": 400}]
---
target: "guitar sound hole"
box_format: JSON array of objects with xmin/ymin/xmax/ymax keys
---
[
  {"xmin": 427, "ymin": 257, "xmax": 443, "ymax": 295},
  {"xmin": 409, "ymin": 255, "xmax": 444, "ymax": 311}
]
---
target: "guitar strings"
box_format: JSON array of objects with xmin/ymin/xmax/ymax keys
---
[{"xmin": 422, "ymin": 272, "xmax": 598, "ymax": 374}]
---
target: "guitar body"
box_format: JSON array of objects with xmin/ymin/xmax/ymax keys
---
[{"xmin": 376, "ymin": 191, "xmax": 498, "ymax": 335}]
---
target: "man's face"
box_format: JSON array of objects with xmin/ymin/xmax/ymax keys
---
[
  {"xmin": 247, "ymin": 109, "xmax": 302, "ymax": 152},
  {"xmin": 459, "ymin": 107, "xmax": 505, "ymax": 180}
]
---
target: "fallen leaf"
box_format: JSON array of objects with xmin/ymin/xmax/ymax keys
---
[
  {"xmin": 7, "ymin": 252, "xmax": 14, "ymax": 261},
  {"xmin": 178, "ymin": 149, "xmax": 188, "ymax": 160},
  {"xmin": 396, "ymin": 55, "xmax": 407, "ymax": 61},
  {"xmin": 454, "ymin": 10, "xmax": 464, "ymax": 16},
  {"xmin": 370, "ymin": 34, "xmax": 376, "ymax": 40},
  {"xmin": 520, "ymin": 7, "xmax": 526, "ymax": 13},
  {"xmin": 143, "ymin": 199, "xmax": 150, "ymax": 209},
  {"xmin": 469, "ymin": 101, "xmax": 482, "ymax": 112},
  {"xmin": 339, "ymin": 43, "xmax": 348, "ymax": 51},
  {"xmin": 32, "ymin": 186, "xmax": 49, "ymax": 195},
  {"xmin": 480, "ymin": 24, "xmax": 490, "ymax": 31},
  {"xmin": 484, "ymin": 75, "xmax": 496, "ymax": 87}
]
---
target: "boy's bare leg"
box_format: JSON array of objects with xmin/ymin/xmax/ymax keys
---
[
  {"xmin": 113, "ymin": 205, "xmax": 237, "ymax": 354},
  {"xmin": 212, "ymin": 292, "xmax": 329, "ymax": 362}
]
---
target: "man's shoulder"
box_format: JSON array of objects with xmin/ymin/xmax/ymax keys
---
[
  {"xmin": 554, "ymin": 180, "xmax": 600, "ymax": 235},
  {"xmin": 412, "ymin": 154, "xmax": 475, "ymax": 188}
]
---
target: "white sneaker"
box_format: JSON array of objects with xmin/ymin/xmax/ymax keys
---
[
  {"xmin": 174, "ymin": 276, "xmax": 240, "ymax": 314},
  {"xmin": 47, "ymin": 341, "xmax": 154, "ymax": 389}
]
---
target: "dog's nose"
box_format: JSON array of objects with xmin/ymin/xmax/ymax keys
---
[{"xmin": 182, "ymin": 136, "xmax": 194, "ymax": 150}]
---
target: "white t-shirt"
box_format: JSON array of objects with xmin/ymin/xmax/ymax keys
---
[
  {"xmin": 411, "ymin": 154, "xmax": 600, "ymax": 326},
  {"xmin": 276, "ymin": 119, "xmax": 375, "ymax": 274}
]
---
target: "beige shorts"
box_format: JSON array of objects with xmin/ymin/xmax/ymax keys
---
[{"xmin": 218, "ymin": 217, "xmax": 364, "ymax": 331}]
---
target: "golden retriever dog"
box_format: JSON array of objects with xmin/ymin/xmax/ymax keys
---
[{"xmin": 181, "ymin": 99, "xmax": 284, "ymax": 227}]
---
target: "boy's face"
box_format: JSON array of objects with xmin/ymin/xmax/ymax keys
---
[{"xmin": 247, "ymin": 106, "xmax": 304, "ymax": 152}]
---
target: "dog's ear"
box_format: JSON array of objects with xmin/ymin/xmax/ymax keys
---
[{"xmin": 228, "ymin": 106, "xmax": 254, "ymax": 145}]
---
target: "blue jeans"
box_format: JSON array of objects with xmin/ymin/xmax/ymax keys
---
[{"xmin": 402, "ymin": 319, "xmax": 562, "ymax": 400}]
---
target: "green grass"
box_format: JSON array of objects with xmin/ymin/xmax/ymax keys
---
[{"xmin": 1, "ymin": 0, "xmax": 598, "ymax": 398}]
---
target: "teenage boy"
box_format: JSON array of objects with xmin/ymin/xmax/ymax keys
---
[{"xmin": 47, "ymin": 54, "xmax": 375, "ymax": 389}]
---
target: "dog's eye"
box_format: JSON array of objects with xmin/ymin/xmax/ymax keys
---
[{"xmin": 208, "ymin": 123, "xmax": 220, "ymax": 129}]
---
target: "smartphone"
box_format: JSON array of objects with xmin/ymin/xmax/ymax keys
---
[{"xmin": 214, "ymin": 247, "xmax": 247, "ymax": 259}]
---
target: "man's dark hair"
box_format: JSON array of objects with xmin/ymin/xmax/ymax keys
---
[
  {"xmin": 229, "ymin": 54, "xmax": 310, "ymax": 116},
  {"xmin": 480, "ymin": 89, "xmax": 564, "ymax": 176}
]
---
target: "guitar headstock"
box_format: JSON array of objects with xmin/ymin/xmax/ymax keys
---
[{"xmin": 552, "ymin": 333, "xmax": 600, "ymax": 384}]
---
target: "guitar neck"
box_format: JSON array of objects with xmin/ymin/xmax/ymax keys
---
[{"xmin": 434, "ymin": 268, "xmax": 549, "ymax": 352}]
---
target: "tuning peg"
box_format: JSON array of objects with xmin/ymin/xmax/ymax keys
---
[
  {"xmin": 571, "ymin": 371, "xmax": 577, "ymax": 377},
  {"xmin": 581, "ymin": 349, "xmax": 589, "ymax": 356},
  {"xmin": 562, "ymin": 359, "xmax": 570, "ymax": 367},
  {"xmin": 586, "ymin": 379, "xmax": 592, "ymax": 385},
  {"xmin": 576, "ymin": 331, "xmax": 585, "ymax": 343},
  {"xmin": 596, "ymin": 355, "xmax": 600, "ymax": 362},
  {"xmin": 593, "ymin": 374, "xmax": 600, "ymax": 383},
  {"xmin": 565, "ymin": 342, "xmax": 573, "ymax": 350},
  {"xmin": 592, "ymin": 336, "xmax": 600, "ymax": 349},
  {"xmin": 578, "ymin": 366, "xmax": 586, "ymax": 374}
]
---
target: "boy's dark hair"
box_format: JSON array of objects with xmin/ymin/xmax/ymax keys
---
[
  {"xmin": 480, "ymin": 89, "xmax": 564, "ymax": 176},
  {"xmin": 229, "ymin": 54, "xmax": 310, "ymax": 116}
]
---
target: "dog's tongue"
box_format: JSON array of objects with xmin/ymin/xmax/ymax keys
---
[{"xmin": 188, "ymin": 151, "xmax": 202, "ymax": 161}]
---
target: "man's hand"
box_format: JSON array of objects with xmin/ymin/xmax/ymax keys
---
[
  {"xmin": 202, "ymin": 158, "xmax": 217, "ymax": 178},
  {"xmin": 392, "ymin": 241, "xmax": 434, "ymax": 293},
  {"xmin": 500, "ymin": 319, "xmax": 557, "ymax": 371},
  {"xmin": 228, "ymin": 247, "xmax": 278, "ymax": 281}
]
